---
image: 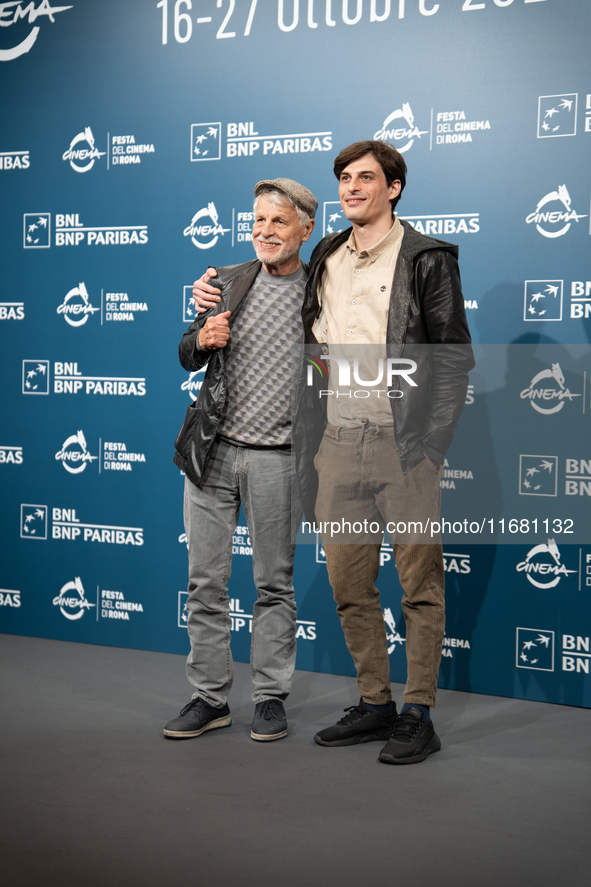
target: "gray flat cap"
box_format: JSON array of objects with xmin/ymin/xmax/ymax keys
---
[{"xmin": 254, "ymin": 177, "xmax": 318, "ymax": 219}]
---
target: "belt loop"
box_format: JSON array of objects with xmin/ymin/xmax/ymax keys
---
[{"xmin": 354, "ymin": 419, "xmax": 368, "ymax": 456}]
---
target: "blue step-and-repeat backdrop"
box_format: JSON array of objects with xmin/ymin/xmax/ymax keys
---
[{"xmin": 1, "ymin": 0, "xmax": 590, "ymax": 707}]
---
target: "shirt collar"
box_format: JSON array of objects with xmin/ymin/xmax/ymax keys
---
[{"xmin": 345, "ymin": 216, "xmax": 403, "ymax": 261}]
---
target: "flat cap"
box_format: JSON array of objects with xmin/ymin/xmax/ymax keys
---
[{"xmin": 254, "ymin": 177, "xmax": 318, "ymax": 219}]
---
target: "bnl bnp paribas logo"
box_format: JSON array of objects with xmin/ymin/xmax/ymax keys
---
[
  {"xmin": 524, "ymin": 279, "xmax": 591, "ymax": 322},
  {"xmin": 24, "ymin": 214, "xmax": 148, "ymax": 248},
  {"xmin": 516, "ymin": 628, "xmax": 554, "ymax": 672},
  {"xmin": 22, "ymin": 360, "xmax": 147, "ymax": 397},
  {"xmin": 525, "ymin": 185, "xmax": 587, "ymax": 239},
  {"xmin": 0, "ymin": 2, "xmax": 72, "ymax": 62},
  {"xmin": 20, "ymin": 504, "xmax": 47, "ymax": 538},
  {"xmin": 24, "ymin": 213, "xmax": 50, "ymax": 247},
  {"xmin": 23, "ymin": 360, "xmax": 49, "ymax": 393},
  {"xmin": 519, "ymin": 455, "xmax": 558, "ymax": 497},
  {"xmin": 190, "ymin": 121, "xmax": 332, "ymax": 161},
  {"xmin": 537, "ymin": 95, "xmax": 577, "ymax": 138},
  {"xmin": 190, "ymin": 124, "xmax": 221, "ymax": 161},
  {"xmin": 524, "ymin": 281, "xmax": 563, "ymax": 322},
  {"xmin": 517, "ymin": 628, "xmax": 591, "ymax": 674}
]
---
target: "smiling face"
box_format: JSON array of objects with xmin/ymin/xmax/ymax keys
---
[
  {"xmin": 338, "ymin": 153, "xmax": 401, "ymax": 228},
  {"xmin": 252, "ymin": 193, "xmax": 314, "ymax": 276}
]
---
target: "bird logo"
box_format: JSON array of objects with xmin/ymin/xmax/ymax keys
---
[{"xmin": 191, "ymin": 124, "xmax": 221, "ymax": 161}]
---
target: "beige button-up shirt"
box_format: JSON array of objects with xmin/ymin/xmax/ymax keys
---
[{"xmin": 312, "ymin": 218, "xmax": 404, "ymax": 426}]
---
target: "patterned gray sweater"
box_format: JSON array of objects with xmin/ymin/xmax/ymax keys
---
[{"xmin": 218, "ymin": 264, "xmax": 305, "ymax": 447}]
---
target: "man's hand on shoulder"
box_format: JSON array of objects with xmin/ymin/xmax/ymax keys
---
[
  {"xmin": 193, "ymin": 268, "xmax": 222, "ymax": 313},
  {"xmin": 198, "ymin": 311, "xmax": 231, "ymax": 351}
]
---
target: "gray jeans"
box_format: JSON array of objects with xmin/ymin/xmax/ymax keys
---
[{"xmin": 184, "ymin": 438, "xmax": 300, "ymax": 707}]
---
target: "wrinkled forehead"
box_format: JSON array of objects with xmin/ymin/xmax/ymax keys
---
[{"xmin": 254, "ymin": 190, "xmax": 297, "ymax": 214}]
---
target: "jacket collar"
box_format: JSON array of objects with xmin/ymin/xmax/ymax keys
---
[
  {"xmin": 213, "ymin": 259, "xmax": 261, "ymax": 314},
  {"xmin": 398, "ymin": 219, "xmax": 459, "ymax": 262},
  {"xmin": 216, "ymin": 258, "xmax": 309, "ymax": 315}
]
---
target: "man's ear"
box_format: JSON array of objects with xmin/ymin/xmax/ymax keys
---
[
  {"xmin": 302, "ymin": 218, "xmax": 315, "ymax": 243},
  {"xmin": 388, "ymin": 180, "xmax": 402, "ymax": 201}
]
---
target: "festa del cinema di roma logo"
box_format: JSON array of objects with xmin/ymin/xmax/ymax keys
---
[
  {"xmin": 62, "ymin": 127, "xmax": 105, "ymax": 173},
  {"xmin": 516, "ymin": 538, "xmax": 576, "ymax": 590},
  {"xmin": 55, "ymin": 430, "xmax": 97, "ymax": 474},
  {"xmin": 374, "ymin": 103, "xmax": 428, "ymax": 154},
  {"xmin": 0, "ymin": 2, "xmax": 72, "ymax": 62},
  {"xmin": 183, "ymin": 202, "xmax": 230, "ymax": 250},
  {"xmin": 57, "ymin": 282, "xmax": 99, "ymax": 326},
  {"xmin": 53, "ymin": 576, "xmax": 95, "ymax": 621},
  {"xmin": 525, "ymin": 185, "xmax": 587, "ymax": 239},
  {"xmin": 520, "ymin": 362, "xmax": 581, "ymax": 415}
]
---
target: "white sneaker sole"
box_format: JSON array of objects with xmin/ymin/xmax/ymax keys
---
[
  {"xmin": 163, "ymin": 714, "xmax": 232, "ymax": 738},
  {"xmin": 250, "ymin": 728, "xmax": 288, "ymax": 742}
]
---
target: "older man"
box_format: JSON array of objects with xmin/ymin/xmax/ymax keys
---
[{"xmin": 164, "ymin": 179, "xmax": 316, "ymax": 742}]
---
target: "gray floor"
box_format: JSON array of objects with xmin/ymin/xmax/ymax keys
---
[{"xmin": 1, "ymin": 634, "xmax": 590, "ymax": 887}]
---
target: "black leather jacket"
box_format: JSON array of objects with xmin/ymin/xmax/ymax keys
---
[
  {"xmin": 293, "ymin": 220, "xmax": 474, "ymax": 518},
  {"xmin": 174, "ymin": 259, "xmax": 304, "ymax": 486}
]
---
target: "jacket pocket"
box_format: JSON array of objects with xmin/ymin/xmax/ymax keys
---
[{"xmin": 174, "ymin": 401, "xmax": 202, "ymax": 460}]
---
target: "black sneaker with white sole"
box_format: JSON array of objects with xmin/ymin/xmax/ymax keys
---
[
  {"xmin": 378, "ymin": 706, "xmax": 441, "ymax": 764},
  {"xmin": 314, "ymin": 699, "xmax": 398, "ymax": 747},
  {"xmin": 251, "ymin": 699, "xmax": 288, "ymax": 741},
  {"xmin": 163, "ymin": 697, "xmax": 231, "ymax": 738}
]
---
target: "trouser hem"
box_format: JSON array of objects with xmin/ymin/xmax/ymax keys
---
[
  {"xmin": 252, "ymin": 693, "xmax": 287, "ymax": 704},
  {"xmin": 191, "ymin": 692, "xmax": 226, "ymax": 709},
  {"xmin": 403, "ymin": 695, "xmax": 436, "ymax": 707}
]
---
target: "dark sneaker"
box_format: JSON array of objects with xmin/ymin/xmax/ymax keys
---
[
  {"xmin": 378, "ymin": 706, "xmax": 441, "ymax": 764},
  {"xmin": 251, "ymin": 699, "xmax": 288, "ymax": 741},
  {"xmin": 314, "ymin": 699, "xmax": 398, "ymax": 747},
  {"xmin": 163, "ymin": 697, "xmax": 231, "ymax": 739}
]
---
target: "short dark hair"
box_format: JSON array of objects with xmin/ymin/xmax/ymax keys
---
[{"xmin": 333, "ymin": 140, "xmax": 407, "ymax": 213}]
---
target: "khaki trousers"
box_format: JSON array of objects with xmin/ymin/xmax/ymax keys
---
[{"xmin": 315, "ymin": 423, "xmax": 445, "ymax": 707}]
